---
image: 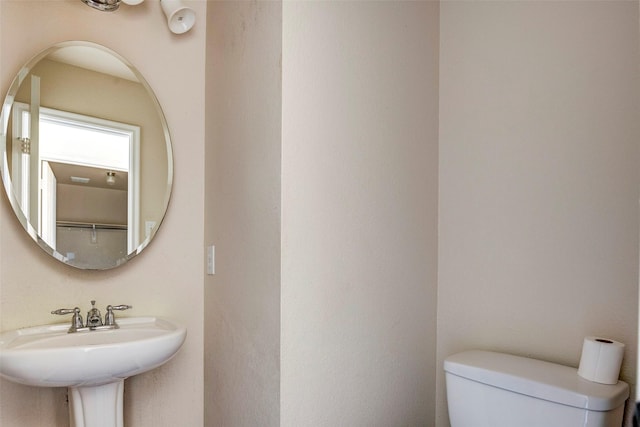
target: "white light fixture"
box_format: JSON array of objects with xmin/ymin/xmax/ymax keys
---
[
  {"xmin": 160, "ymin": 0, "xmax": 196, "ymax": 34},
  {"xmin": 80, "ymin": 0, "xmax": 195, "ymax": 35},
  {"xmin": 106, "ymin": 171, "xmax": 116, "ymax": 186},
  {"xmin": 71, "ymin": 176, "xmax": 91, "ymax": 184}
]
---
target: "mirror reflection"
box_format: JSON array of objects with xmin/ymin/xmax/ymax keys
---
[{"xmin": 1, "ymin": 42, "xmax": 173, "ymax": 270}]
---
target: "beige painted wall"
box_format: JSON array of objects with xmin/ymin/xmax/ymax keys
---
[
  {"xmin": 437, "ymin": 1, "xmax": 639, "ymax": 426},
  {"xmin": 205, "ymin": 1, "xmax": 282, "ymax": 426},
  {"xmin": 2, "ymin": 2, "xmax": 638, "ymax": 427},
  {"xmin": 0, "ymin": 1, "xmax": 205, "ymax": 426},
  {"xmin": 57, "ymin": 184, "xmax": 127, "ymax": 224},
  {"xmin": 281, "ymin": 2, "xmax": 439, "ymax": 425}
]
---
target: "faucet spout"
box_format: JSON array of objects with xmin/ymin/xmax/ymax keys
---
[{"xmin": 86, "ymin": 300, "xmax": 103, "ymax": 328}]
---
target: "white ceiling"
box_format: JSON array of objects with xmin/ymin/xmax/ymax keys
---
[{"xmin": 49, "ymin": 162, "xmax": 128, "ymax": 191}]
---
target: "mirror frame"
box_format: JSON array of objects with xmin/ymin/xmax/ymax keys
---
[{"xmin": 0, "ymin": 41, "xmax": 174, "ymax": 270}]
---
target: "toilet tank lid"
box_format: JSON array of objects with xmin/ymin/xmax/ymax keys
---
[{"xmin": 444, "ymin": 350, "xmax": 629, "ymax": 411}]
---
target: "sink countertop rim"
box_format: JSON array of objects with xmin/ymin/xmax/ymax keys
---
[{"xmin": 0, "ymin": 316, "xmax": 186, "ymax": 351}]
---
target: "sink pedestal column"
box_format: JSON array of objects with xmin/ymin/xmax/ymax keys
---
[{"xmin": 69, "ymin": 380, "xmax": 124, "ymax": 427}]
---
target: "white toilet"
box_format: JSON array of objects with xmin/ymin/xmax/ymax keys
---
[{"xmin": 444, "ymin": 350, "xmax": 629, "ymax": 427}]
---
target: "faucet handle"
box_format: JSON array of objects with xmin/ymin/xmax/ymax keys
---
[
  {"xmin": 51, "ymin": 307, "xmax": 79, "ymax": 316},
  {"xmin": 108, "ymin": 304, "xmax": 133, "ymax": 311},
  {"xmin": 104, "ymin": 304, "xmax": 132, "ymax": 326},
  {"xmin": 51, "ymin": 307, "xmax": 84, "ymax": 332}
]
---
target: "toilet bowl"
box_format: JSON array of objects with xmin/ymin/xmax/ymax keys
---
[{"xmin": 444, "ymin": 350, "xmax": 629, "ymax": 427}]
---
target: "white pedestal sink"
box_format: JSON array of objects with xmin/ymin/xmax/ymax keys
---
[{"xmin": 0, "ymin": 317, "xmax": 187, "ymax": 427}]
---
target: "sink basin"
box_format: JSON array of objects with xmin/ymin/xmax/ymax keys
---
[
  {"xmin": 0, "ymin": 316, "xmax": 186, "ymax": 388},
  {"xmin": 0, "ymin": 316, "xmax": 186, "ymax": 427}
]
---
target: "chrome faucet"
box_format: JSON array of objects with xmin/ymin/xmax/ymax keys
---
[{"xmin": 52, "ymin": 301, "xmax": 132, "ymax": 333}]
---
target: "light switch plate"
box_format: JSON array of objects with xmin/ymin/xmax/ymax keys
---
[{"xmin": 207, "ymin": 245, "xmax": 215, "ymax": 275}]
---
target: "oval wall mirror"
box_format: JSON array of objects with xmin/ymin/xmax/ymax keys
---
[{"xmin": 0, "ymin": 41, "xmax": 173, "ymax": 270}]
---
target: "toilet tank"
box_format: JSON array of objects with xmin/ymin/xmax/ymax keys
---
[{"xmin": 444, "ymin": 350, "xmax": 629, "ymax": 427}]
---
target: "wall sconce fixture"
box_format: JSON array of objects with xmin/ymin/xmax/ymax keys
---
[
  {"xmin": 160, "ymin": 0, "xmax": 196, "ymax": 34},
  {"xmin": 106, "ymin": 171, "xmax": 116, "ymax": 186},
  {"xmin": 81, "ymin": 0, "xmax": 120, "ymax": 12},
  {"xmin": 80, "ymin": 0, "xmax": 195, "ymax": 34}
]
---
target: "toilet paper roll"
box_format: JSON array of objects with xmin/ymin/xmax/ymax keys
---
[{"xmin": 577, "ymin": 337, "xmax": 625, "ymax": 385}]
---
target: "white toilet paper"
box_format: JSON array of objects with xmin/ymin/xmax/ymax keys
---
[{"xmin": 577, "ymin": 336, "xmax": 625, "ymax": 385}]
